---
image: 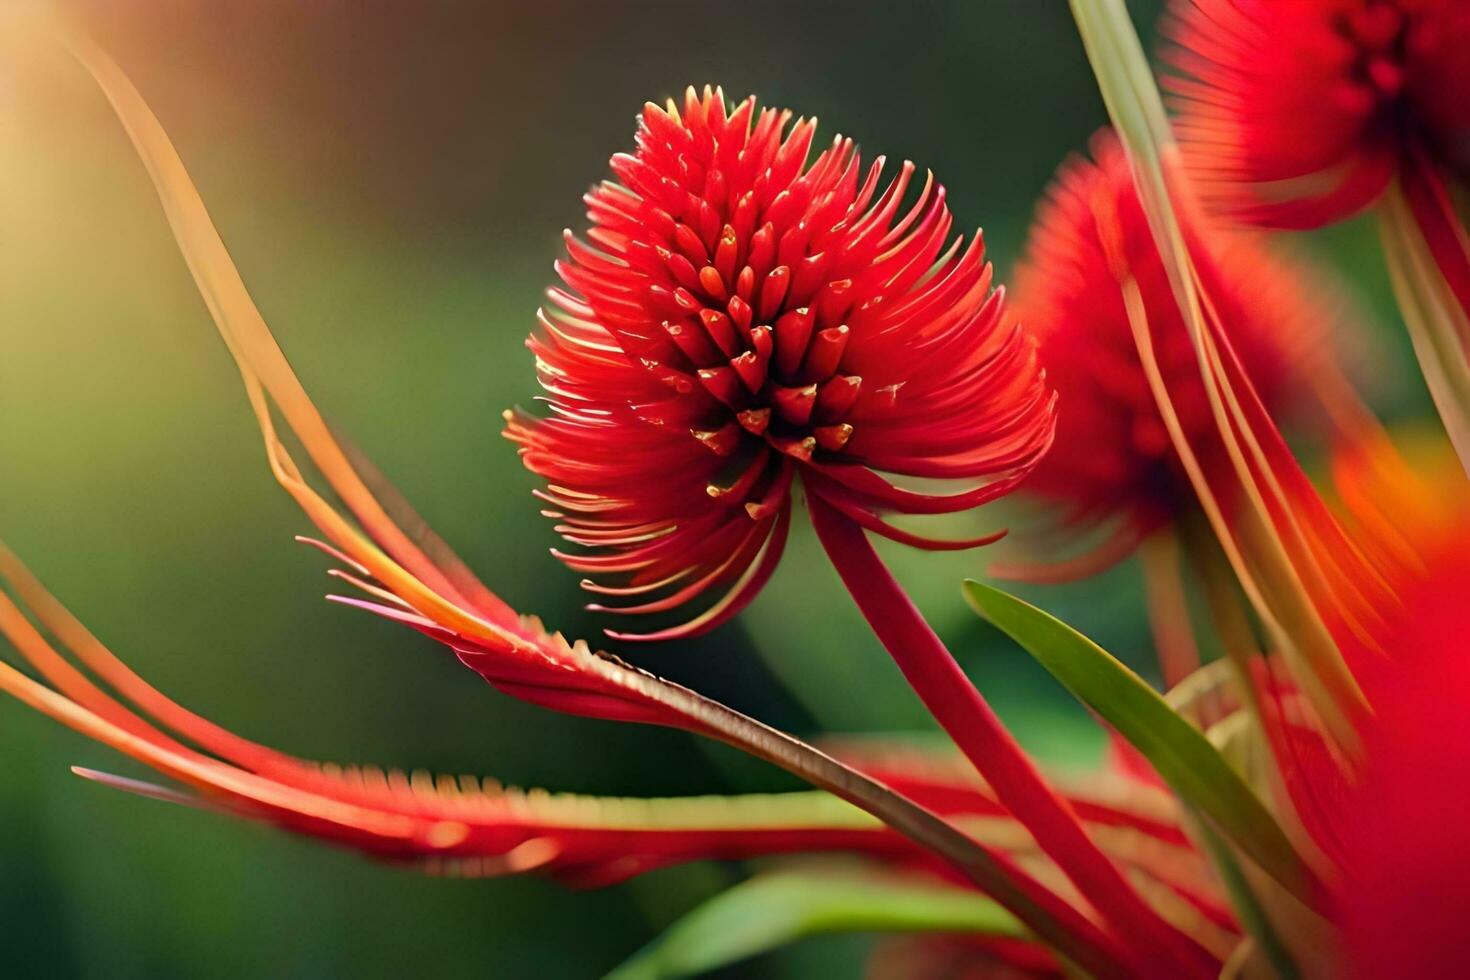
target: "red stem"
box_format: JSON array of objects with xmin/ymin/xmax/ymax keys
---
[{"xmin": 807, "ymin": 492, "xmax": 1218, "ymax": 978}]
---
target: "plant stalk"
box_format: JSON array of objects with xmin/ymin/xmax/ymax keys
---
[{"xmin": 808, "ymin": 492, "xmax": 1218, "ymax": 979}]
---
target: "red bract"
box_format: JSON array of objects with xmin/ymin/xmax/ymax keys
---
[
  {"xmin": 1164, "ymin": 0, "xmax": 1470, "ymax": 228},
  {"xmin": 0, "ymin": 544, "xmax": 929, "ymax": 886},
  {"xmin": 506, "ymin": 86, "xmax": 1053, "ymax": 639},
  {"xmin": 0, "ymin": 543, "xmax": 1210, "ymax": 901},
  {"xmin": 1010, "ymin": 131, "xmax": 1327, "ymax": 570}
]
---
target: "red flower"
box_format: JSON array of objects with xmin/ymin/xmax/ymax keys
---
[
  {"xmin": 1010, "ymin": 131, "xmax": 1329, "ymax": 570},
  {"xmin": 506, "ymin": 86, "xmax": 1053, "ymax": 639},
  {"xmin": 1337, "ymin": 530, "xmax": 1470, "ymax": 977},
  {"xmin": 1164, "ymin": 0, "xmax": 1470, "ymax": 227},
  {"xmin": 1292, "ymin": 445, "xmax": 1470, "ymax": 972}
]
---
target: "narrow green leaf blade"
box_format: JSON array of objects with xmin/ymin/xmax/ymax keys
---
[
  {"xmin": 962, "ymin": 579, "xmax": 1322, "ymax": 912},
  {"xmin": 606, "ymin": 869, "xmax": 1024, "ymax": 980},
  {"xmin": 1381, "ymin": 184, "xmax": 1470, "ymax": 472},
  {"xmin": 1189, "ymin": 809, "xmax": 1300, "ymax": 980}
]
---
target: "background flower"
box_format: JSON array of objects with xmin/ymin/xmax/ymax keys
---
[
  {"xmin": 1165, "ymin": 0, "xmax": 1470, "ymax": 227},
  {"xmin": 1009, "ymin": 130, "xmax": 1333, "ymax": 574}
]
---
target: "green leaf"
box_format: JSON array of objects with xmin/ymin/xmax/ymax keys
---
[
  {"xmin": 961, "ymin": 580, "xmax": 1323, "ymax": 913},
  {"xmin": 1068, "ymin": 0, "xmax": 1183, "ymax": 289},
  {"xmin": 1188, "ymin": 810, "xmax": 1299, "ymax": 980},
  {"xmin": 606, "ymin": 869, "xmax": 1023, "ymax": 980}
]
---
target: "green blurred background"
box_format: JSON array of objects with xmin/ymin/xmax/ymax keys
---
[{"xmin": 0, "ymin": 1, "xmax": 1419, "ymax": 977}]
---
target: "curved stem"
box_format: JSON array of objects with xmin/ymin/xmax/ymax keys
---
[
  {"xmin": 627, "ymin": 668, "xmax": 1132, "ymax": 978},
  {"xmin": 1140, "ymin": 529, "xmax": 1201, "ymax": 689},
  {"xmin": 1382, "ymin": 158, "xmax": 1470, "ymax": 476},
  {"xmin": 808, "ymin": 492, "xmax": 1218, "ymax": 979}
]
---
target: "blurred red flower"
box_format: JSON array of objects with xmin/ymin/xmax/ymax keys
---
[
  {"xmin": 1164, "ymin": 0, "xmax": 1470, "ymax": 227},
  {"xmin": 1010, "ymin": 131, "xmax": 1329, "ymax": 572},
  {"xmin": 1335, "ymin": 519, "xmax": 1470, "ymax": 977}
]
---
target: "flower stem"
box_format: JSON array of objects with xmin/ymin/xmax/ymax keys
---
[
  {"xmin": 1139, "ymin": 529, "xmax": 1201, "ymax": 689},
  {"xmin": 640, "ymin": 669, "xmax": 1134, "ymax": 978},
  {"xmin": 808, "ymin": 492, "xmax": 1218, "ymax": 978}
]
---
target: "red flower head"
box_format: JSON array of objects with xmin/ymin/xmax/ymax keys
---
[
  {"xmin": 1010, "ymin": 131, "xmax": 1329, "ymax": 569},
  {"xmin": 1164, "ymin": 0, "xmax": 1470, "ymax": 227},
  {"xmin": 507, "ymin": 86, "xmax": 1054, "ymax": 639}
]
